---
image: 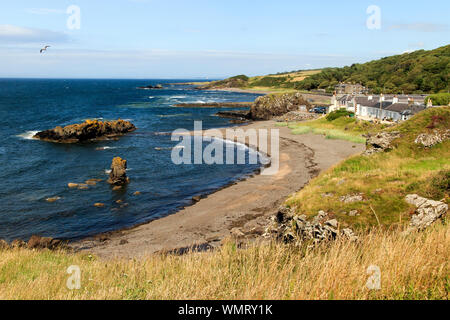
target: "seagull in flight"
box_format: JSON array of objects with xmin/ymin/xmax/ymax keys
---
[{"xmin": 40, "ymin": 45, "xmax": 51, "ymax": 53}]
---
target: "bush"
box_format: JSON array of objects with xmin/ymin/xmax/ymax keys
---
[
  {"xmin": 425, "ymin": 93, "xmax": 450, "ymax": 106},
  {"xmin": 326, "ymin": 109, "xmax": 355, "ymax": 121}
]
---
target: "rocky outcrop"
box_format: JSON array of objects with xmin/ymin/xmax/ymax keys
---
[
  {"xmin": 405, "ymin": 194, "xmax": 448, "ymax": 231},
  {"xmin": 250, "ymin": 93, "xmax": 311, "ymax": 120},
  {"xmin": 364, "ymin": 131, "xmax": 401, "ymax": 155},
  {"xmin": 274, "ymin": 111, "xmax": 319, "ymax": 122},
  {"xmin": 34, "ymin": 119, "xmax": 136, "ymax": 143},
  {"xmin": 414, "ymin": 129, "xmax": 450, "ymax": 148},
  {"xmin": 107, "ymin": 157, "xmax": 129, "ymax": 186},
  {"xmin": 137, "ymin": 84, "xmax": 163, "ymax": 89},
  {"xmin": 175, "ymin": 102, "xmax": 252, "ymax": 108},
  {"xmin": 27, "ymin": 235, "xmax": 63, "ymax": 250},
  {"xmin": 264, "ymin": 206, "xmax": 358, "ymax": 246}
]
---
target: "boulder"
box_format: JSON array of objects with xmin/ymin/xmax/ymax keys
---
[
  {"xmin": 405, "ymin": 194, "xmax": 448, "ymax": 231},
  {"xmin": 364, "ymin": 131, "xmax": 401, "ymax": 155},
  {"xmin": 340, "ymin": 193, "xmax": 364, "ymax": 203},
  {"xmin": 11, "ymin": 239, "xmax": 27, "ymax": 248},
  {"xmin": 27, "ymin": 235, "xmax": 62, "ymax": 250},
  {"xmin": 414, "ymin": 129, "xmax": 450, "ymax": 148},
  {"xmin": 264, "ymin": 207, "xmax": 357, "ymax": 245},
  {"xmin": 250, "ymin": 93, "xmax": 311, "ymax": 120},
  {"xmin": 107, "ymin": 157, "xmax": 129, "ymax": 186},
  {"xmin": 33, "ymin": 119, "xmax": 136, "ymax": 143},
  {"xmin": 0, "ymin": 239, "xmax": 10, "ymax": 250}
]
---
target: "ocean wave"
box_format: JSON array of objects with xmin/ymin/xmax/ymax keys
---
[
  {"xmin": 96, "ymin": 146, "xmax": 118, "ymax": 151},
  {"xmin": 154, "ymin": 146, "xmax": 185, "ymax": 151},
  {"xmin": 169, "ymin": 95, "xmax": 187, "ymax": 99},
  {"xmin": 16, "ymin": 131, "xmax": 39, "ymax": 140}
]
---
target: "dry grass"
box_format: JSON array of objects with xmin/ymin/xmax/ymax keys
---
[{"xmin": 0, "ymin": 223, "xmax": 448, "ymax": 300}]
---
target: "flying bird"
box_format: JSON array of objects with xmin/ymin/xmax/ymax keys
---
[{"xmin": 40, "ymin": 45, "xmax": 51, "ymax": 53}]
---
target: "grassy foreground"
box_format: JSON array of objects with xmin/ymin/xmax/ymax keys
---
[{"xmin": 0, "ymin": 223, "xmax": 448, "ymax": 300}]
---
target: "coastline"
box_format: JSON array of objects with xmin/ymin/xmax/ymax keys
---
[{"xmin": 71, "ymin": 120, "xmax": 365, "ymax": 259}]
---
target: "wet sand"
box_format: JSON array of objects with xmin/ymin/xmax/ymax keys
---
[{"xmin": 71, "ymin": 121, "xmax": 364, "ymax": 259}]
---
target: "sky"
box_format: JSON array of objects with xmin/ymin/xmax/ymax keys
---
[{"xmin": 0, "ymin": 0, "xmax": 449, "ymax": 79}]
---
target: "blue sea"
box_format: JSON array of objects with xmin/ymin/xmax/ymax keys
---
[{"xmin": 0, "ymin": 79, "xmax": 264, "ymax": 241}]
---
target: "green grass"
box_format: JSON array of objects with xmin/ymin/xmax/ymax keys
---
[
  {"xmin": 285, "ymin": 107, "xmax": 450, "ymax": 230},
  {"xmin": 285, "ymin": 115, "xmax": 382, "ymax": 143}
]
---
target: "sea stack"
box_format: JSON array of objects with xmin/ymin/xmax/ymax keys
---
[{"xmin": 107, "ymin": 157, "xmax": 129, "ymax": 186}]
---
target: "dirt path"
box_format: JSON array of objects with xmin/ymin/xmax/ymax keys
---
[{"xmin": 71, "ymin": 121, "xmax": 364, "ymax": 259}]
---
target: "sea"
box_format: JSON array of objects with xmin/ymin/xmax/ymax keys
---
[{"xmin": 0, "ymin": 79, "xmax": 265, "ymax": 241}]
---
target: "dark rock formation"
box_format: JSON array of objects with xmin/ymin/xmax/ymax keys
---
[
  {"xmin": 174, "ymin": 102, "xmax": 252, "ymax": 108},
  {"xmin": 34, "ymin": 119, "xmax": 136, "ymax": 143},
  {"xmin": 264, "ymin": 206, "xmax": 358, "ymax": 245},
  {"xmin": 364, "ymin": 131, "xmax": 401, "ymax": 155},
  {"xmin": 137, "ymin": 84, "xmax": 163, "ymax": 89},
  {"xmin": 27, "ymin": 235, "xmax": 62, "ymax": 250},
  {"xmin": 0, "ymin": 239, "xmax": 9, "ymax": 250},
  {"xmin": 216, "ymin": 110, "xmax": 251, "ymax": 119},
  {"xmin": 107, "ymin": 157, "xmax": 129, "ymax": 186},
  {"xmin": 250, "ymin": 93, "xmax": 311, "ymax": 120}
]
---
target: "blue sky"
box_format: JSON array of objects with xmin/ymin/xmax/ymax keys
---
[{"xmin": 0, "ymin": 0, "xmax": 449, "ymax": 78}]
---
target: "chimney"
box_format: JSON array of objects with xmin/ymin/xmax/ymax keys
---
[{"xmin": 393, "ymin": 95, "xmax": 399, "ymax": 104}]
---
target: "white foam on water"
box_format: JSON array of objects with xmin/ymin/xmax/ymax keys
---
[
  {"xmin": 16, "ymin": 131, "xmax": 39, "ymax": 140},
  {"xmin": 96, "ymin": 146, "xmax": 117, "ymax": 151}
]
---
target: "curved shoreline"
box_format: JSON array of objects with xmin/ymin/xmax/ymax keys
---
[{"xmin": 71, "ymin": 120, "xmax": 365, "ymax": 259}]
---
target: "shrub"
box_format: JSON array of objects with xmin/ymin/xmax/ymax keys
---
[
  {"xmin": 326, "ymin": 109, "xmax": 355, "ymax": 121},
  {"xmin": 425, "ymin": 93, "xmax": 450, "ymax": 106}
]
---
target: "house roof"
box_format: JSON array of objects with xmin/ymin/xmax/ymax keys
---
[{"xmin": 384, "ymin": 103, "xmax": 425, "ymax": 114}]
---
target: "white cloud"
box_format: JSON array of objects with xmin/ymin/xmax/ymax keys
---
[
  {"xmin": 0, "ymin": 25, "xmax": 69, "ymax": 44},
  {"xmin": 388, "ymin": 23, "xmax": 448, "ymax": 33}
]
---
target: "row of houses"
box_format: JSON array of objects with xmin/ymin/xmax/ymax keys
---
[{"xmin": 329, "ymin": 94, "xmax": 429, "ymax": 121}]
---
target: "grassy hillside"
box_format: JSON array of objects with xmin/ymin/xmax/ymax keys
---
[
  {"xmin": 284, "ymin": 107, "xmax": 449, "ymax": 230},
  {"xmin": 296, "ymin": 45, "xmax": 450, "ymax": 94},
  {"xmin": 199, "ymin": 45, "xmax": 449, "ymax": 94},
  {"xmin": 198, "ymin": 70, "xmax": 321, "ymax": 93}
]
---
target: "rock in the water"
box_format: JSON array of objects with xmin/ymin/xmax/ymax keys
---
[
  {"xmin": 405, "ymin": 194, "xmax": 448, "ymax": 231},
  {"xmin": 46, "ymin": 197, "xmax": 61, "ymax": 203},
  {"xmin": 94, "ymin": 203, "xmax": 105, "ymax": 208},
  {"xmin": 250, "ymin": 92, "xmax": 311, "ymax": 120},
  {"xmin": 414, "ymin": 129, "xmax": 450, "ymax": 148},
  {"xmin": 364, "ymin": 131, "xmax": 401, "ymax": 155},
  {"xmin": 27, "ymin": 235, "xmax": 61, "ymax": 250},
  {"xmin": 33, "ymin": 119, "xmax": 136, "ymax": 143},
  {"xmin": 68, "ymin": 183, "xmax": 79, "ymax": 188},
  {"xmin": 107, "ymin": 157, "xmax": 129, "ymax": 186}
]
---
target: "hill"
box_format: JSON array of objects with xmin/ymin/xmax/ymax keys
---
[{"xmin": 199, "ymin": 45, "xmax": 450, "ymax": 94}]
